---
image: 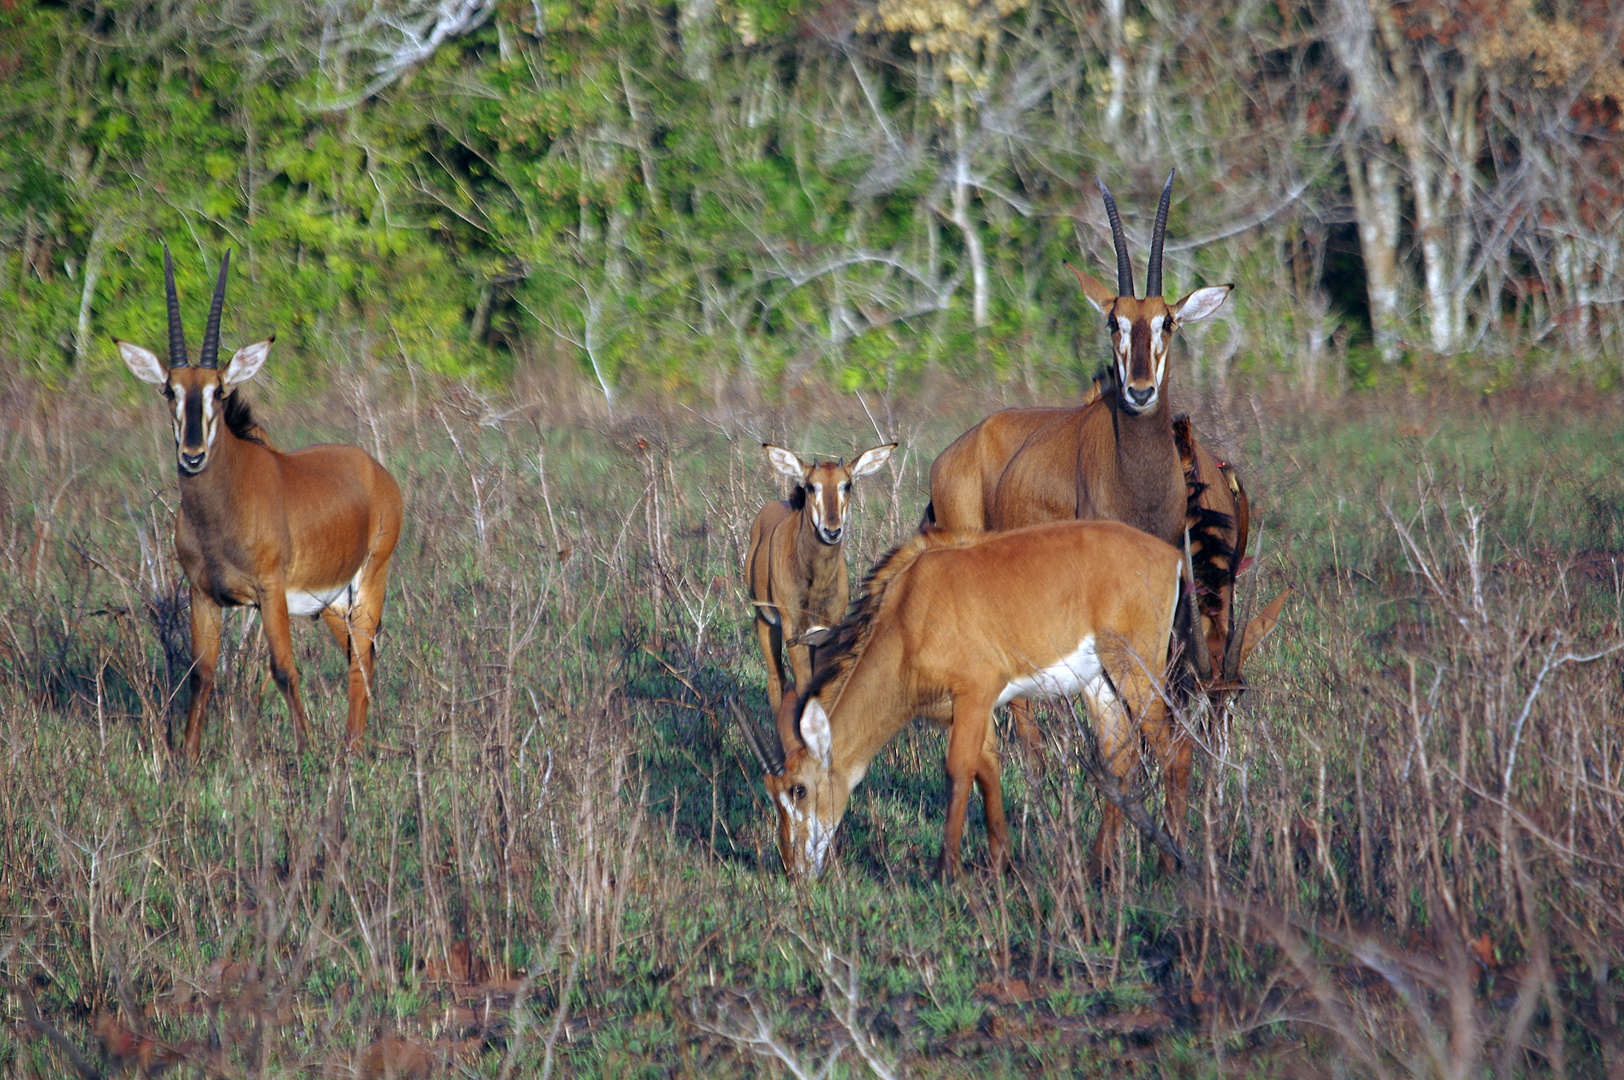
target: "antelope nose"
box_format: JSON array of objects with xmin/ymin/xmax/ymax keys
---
[
  {"xmin": 180, "ymin": 450, "xmax": 206, "ymax": 471},
  {"xmin": 1125, "ymin": 384, "xmax": 1156, "ymax": 410},
  {"xmin": 822, "ymin": 526, "xmax": 843, "ymax": 543}
]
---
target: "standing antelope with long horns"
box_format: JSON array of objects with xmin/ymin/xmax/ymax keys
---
[
  {"xmin": 924, "ymin": 170, "xmax": 1282, "ymax": 685},
  {"xmin": 737, "ymin": 520, "xmax": 1195, "ymax": 880},
  {"xmin": 117, "ymin": 247, "xmax": 403, "ymax": 761},
  {"xmin": 745, "ymin": 443, "xmax": 895, "ymax": 719}
]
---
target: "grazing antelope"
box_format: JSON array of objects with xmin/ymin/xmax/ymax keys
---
[
  {"xmin": 736, "ymin": 520, "xmax": 1195, "ymax": 880},
  {"xmin": 745, "ymin": 443, "xmax": 895, "ymax": 724},
  {"xmin": 116, "ymin": 247, "xmax": 403, "ymax": 761}
]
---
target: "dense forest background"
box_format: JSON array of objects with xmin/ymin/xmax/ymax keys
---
[{"xmin": 2, "ymin": 0, "xmax": 1622, "ymax": 402}]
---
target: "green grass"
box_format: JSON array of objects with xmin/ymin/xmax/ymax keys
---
[{"xmin": 2, "ymin": 375, "xmax": 1623, "ymax": 1076}]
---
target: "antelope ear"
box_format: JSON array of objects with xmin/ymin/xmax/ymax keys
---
[
  {"xmin": 848, "ymin": 443, "xmax": 896, "ymax": 479},
  {"xmin": 765, "ymin": 444, "xmax": 808, "ymax": 481},
  {"xmin": 116, "ymin": 340, "xmax": 168, "ymax": 385},
  {"xmin": 222, "ymin": 337, "xmax": 275, "ymax": 390},
  {"xmin": 1067, "ymin": 261, "xmax": 1118, "ymax": 314},
  {"xmin": 1173, "ymin": 284, "xmax": 1233, "ymax": 324},
  {"xmin": 1238, "ymin": 588, "xmax": 1291, "ymax": 668},
  {"xmin": 799, "ymin": 698, "xmax": 833, "ymax": 768}
]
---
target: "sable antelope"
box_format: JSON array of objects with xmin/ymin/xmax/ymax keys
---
[
  {"xmin": 745, "ymin": 443, "xmax": 895, "ymax": 722},
  {"xmin": 923, "ymin": 170, "xmax": 1279, "ymax": 681},
  {"xmin": 116, "ymin": 247, "xmax": 403, "ymax": 761},
  {"xmin": 736, "ymin": 520, "xmax": 1194, "ymax": 880}
]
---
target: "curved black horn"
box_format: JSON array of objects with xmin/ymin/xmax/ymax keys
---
[
  {"xmin": 1097, "ymin": 178, "xmax": 1134, "ymax": 298},
  {"xmin": 199, "ymin": 249, "xmax": 231, "ymax": 369},
  {"xmin": 730, "ymin": 697, "xmax": 784, "ymax": 776},
  {"xmin": 163, "ymin": 245, "xmax": 188, "ymax": 368},
  {"xmin": 1146, "ymin": 168, "xmax": 1174, "ymax": 299}
]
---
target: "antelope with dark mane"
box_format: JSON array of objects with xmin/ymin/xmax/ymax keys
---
[
  {"xmin": 117, "ymin": 247, "xmax": 403, "ymax": 761},
  {"xmin": 737, "ymin": 520, "xmax": 1197, "ymax": 880},
  {"xmin": 923, "ymin": 169, "xmax": 1285, "ymax": 690},
  {"xmin": 745, "ymin": 442, "xmax": 895, "ymax": 717}
]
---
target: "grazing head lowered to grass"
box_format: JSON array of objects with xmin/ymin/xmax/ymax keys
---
[
  {"xmin": 745, "ymin": 442, "xmax": 895, "ymax": 720},
  {"xmin": 737, "ymin": 519, "xmax": 1199, "ymax": 880},
  {"xmin": 116, "ymin": 246, "xmax": 403, "ymax": 761}
]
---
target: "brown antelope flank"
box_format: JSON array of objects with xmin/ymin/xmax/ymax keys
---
[
  {"xmin": 736, "ymin": 520, "xmax": 1195, "ymax": 880},
  {"xmin": 745, "ymin": 442, "xmax": 895, "ymax": 719},
  {"xmin": 116, "ymin": 247, "xmax": 403, "ymax": 761},
  {"xmin": 923, "ymin": 169, "xmax": 1285, "ymax": 684}
]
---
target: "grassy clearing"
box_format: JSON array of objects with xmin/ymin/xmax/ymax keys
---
[{"xmin": 2, "ymin": 375, "xmax": 1622, "ymax": 1078}]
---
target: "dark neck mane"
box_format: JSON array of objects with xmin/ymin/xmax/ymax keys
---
[
  {"xmin": 222, "ymin": 391, "xmax": 268, "ymax": 446},
  {"xmin": 1172, "ymin": 415, "xmax": 1236, "ymax": 608},
  {"xmin": 799, "ymin": 527, "xmax": 969, "ymax": 705}
]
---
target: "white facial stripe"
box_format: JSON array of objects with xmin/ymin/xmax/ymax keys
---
[
  {"xmin": 997, "ymin": 635, "xmax": 1109, "ymax": 707},
  {"xmin": 807, "ymin": 818, "xmax": 831, "ymax": 873},
  {"xmin": 203, "ymin": 384, "xmax": 220, "ymax": 448},
  {"xmin": 1116, "ymin": 316, "xmax": 1132, "ymax": 335},
  {"xmin": 808, "ymin": 483, "xmax": 824, "ymax": 529}
]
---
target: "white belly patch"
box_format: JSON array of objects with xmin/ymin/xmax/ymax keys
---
[
  {"xmin": 997, "ymin": 636, "xmax": 1111, "ymax": 707},
  {"xmin": 286, "ymin": 570, "xmax": 362, "ymax": 618}
]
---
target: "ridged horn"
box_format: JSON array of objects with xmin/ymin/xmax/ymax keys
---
[
  {"xmin": 1146, "ymin": 168, "xmax": 1174, "ymax": 299},
  {"xmin": 199, "ymin": 249, "xmax": 231, "ymax": 369},
  {"xmin": 1097, "ymin": 178, "xmax": 1134, "ymax": 298},
  {"xmin": 163, "ymin": 245, "xmax": 188, "ymax": 368},
  {"xmin": 730, "ymin": 697, "xmax": 784, "ymax": 776}
]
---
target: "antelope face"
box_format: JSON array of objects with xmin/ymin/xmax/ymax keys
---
[
  {"xmin": 764, "ymin": 443, "xmax": 896, "ymax": 546},
  {"xmin": 115, "ymin": 246, "xmax": 274, "ymax": 476},
  {"xmin": 118, "ymin": 340, "xmax": 273, "ymax": 475},
  {"xmin": 765, "ymin": 754, "xmax": 838, "ymax": 878},
  {"xmin": 762, "ymin": 696, "xmax": 846, "ymax": 879},
  {"xmin": 1106, "ymin": 296, "xmax": 1177, "ymax": 416},
  {"xmin": 1072, "ymin": 171, "xmax": 1233, "ymax": 417}
]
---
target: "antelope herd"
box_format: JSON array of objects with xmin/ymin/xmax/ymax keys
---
[
  {"xmin": 738, "ymin": 171, "xmax": 1287, "ymax": 879},
  {"xmin": 121, "ymin": 171, "xmax": 1285, "ymax": 881}
]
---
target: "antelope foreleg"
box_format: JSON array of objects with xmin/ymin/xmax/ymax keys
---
[
  {"xmin": 181, "ymin": 589, "xmax": 223, "ymax": 763},
  {"xmin": 258, "ymin": 589, "xmax": 311, "ymax": 752},
  {"xmin": 755, "ymin": 615, "xmax": 786, "ymax": 713},
  {"xmin": 786, "ymin": 639, "xmax": 814, "ymax": 700}
]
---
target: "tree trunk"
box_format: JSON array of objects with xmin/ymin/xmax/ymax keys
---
[{"xmin": 1343, "ymin": 141, "xmax": 1404, "ymax": 363}]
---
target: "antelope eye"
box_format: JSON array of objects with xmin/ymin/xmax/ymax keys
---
[
  {"xmin": 792, "ymin": 784, "xmax": 807, "ymax": 801},
  {"xmin": 841, "ymin": 483, "xmax": 851, "ymax": 493}
]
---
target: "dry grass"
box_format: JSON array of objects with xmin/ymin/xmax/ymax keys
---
[{"xmin": 1, "ymin": 371, "xmax": 1621, "ymax": 1077}]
